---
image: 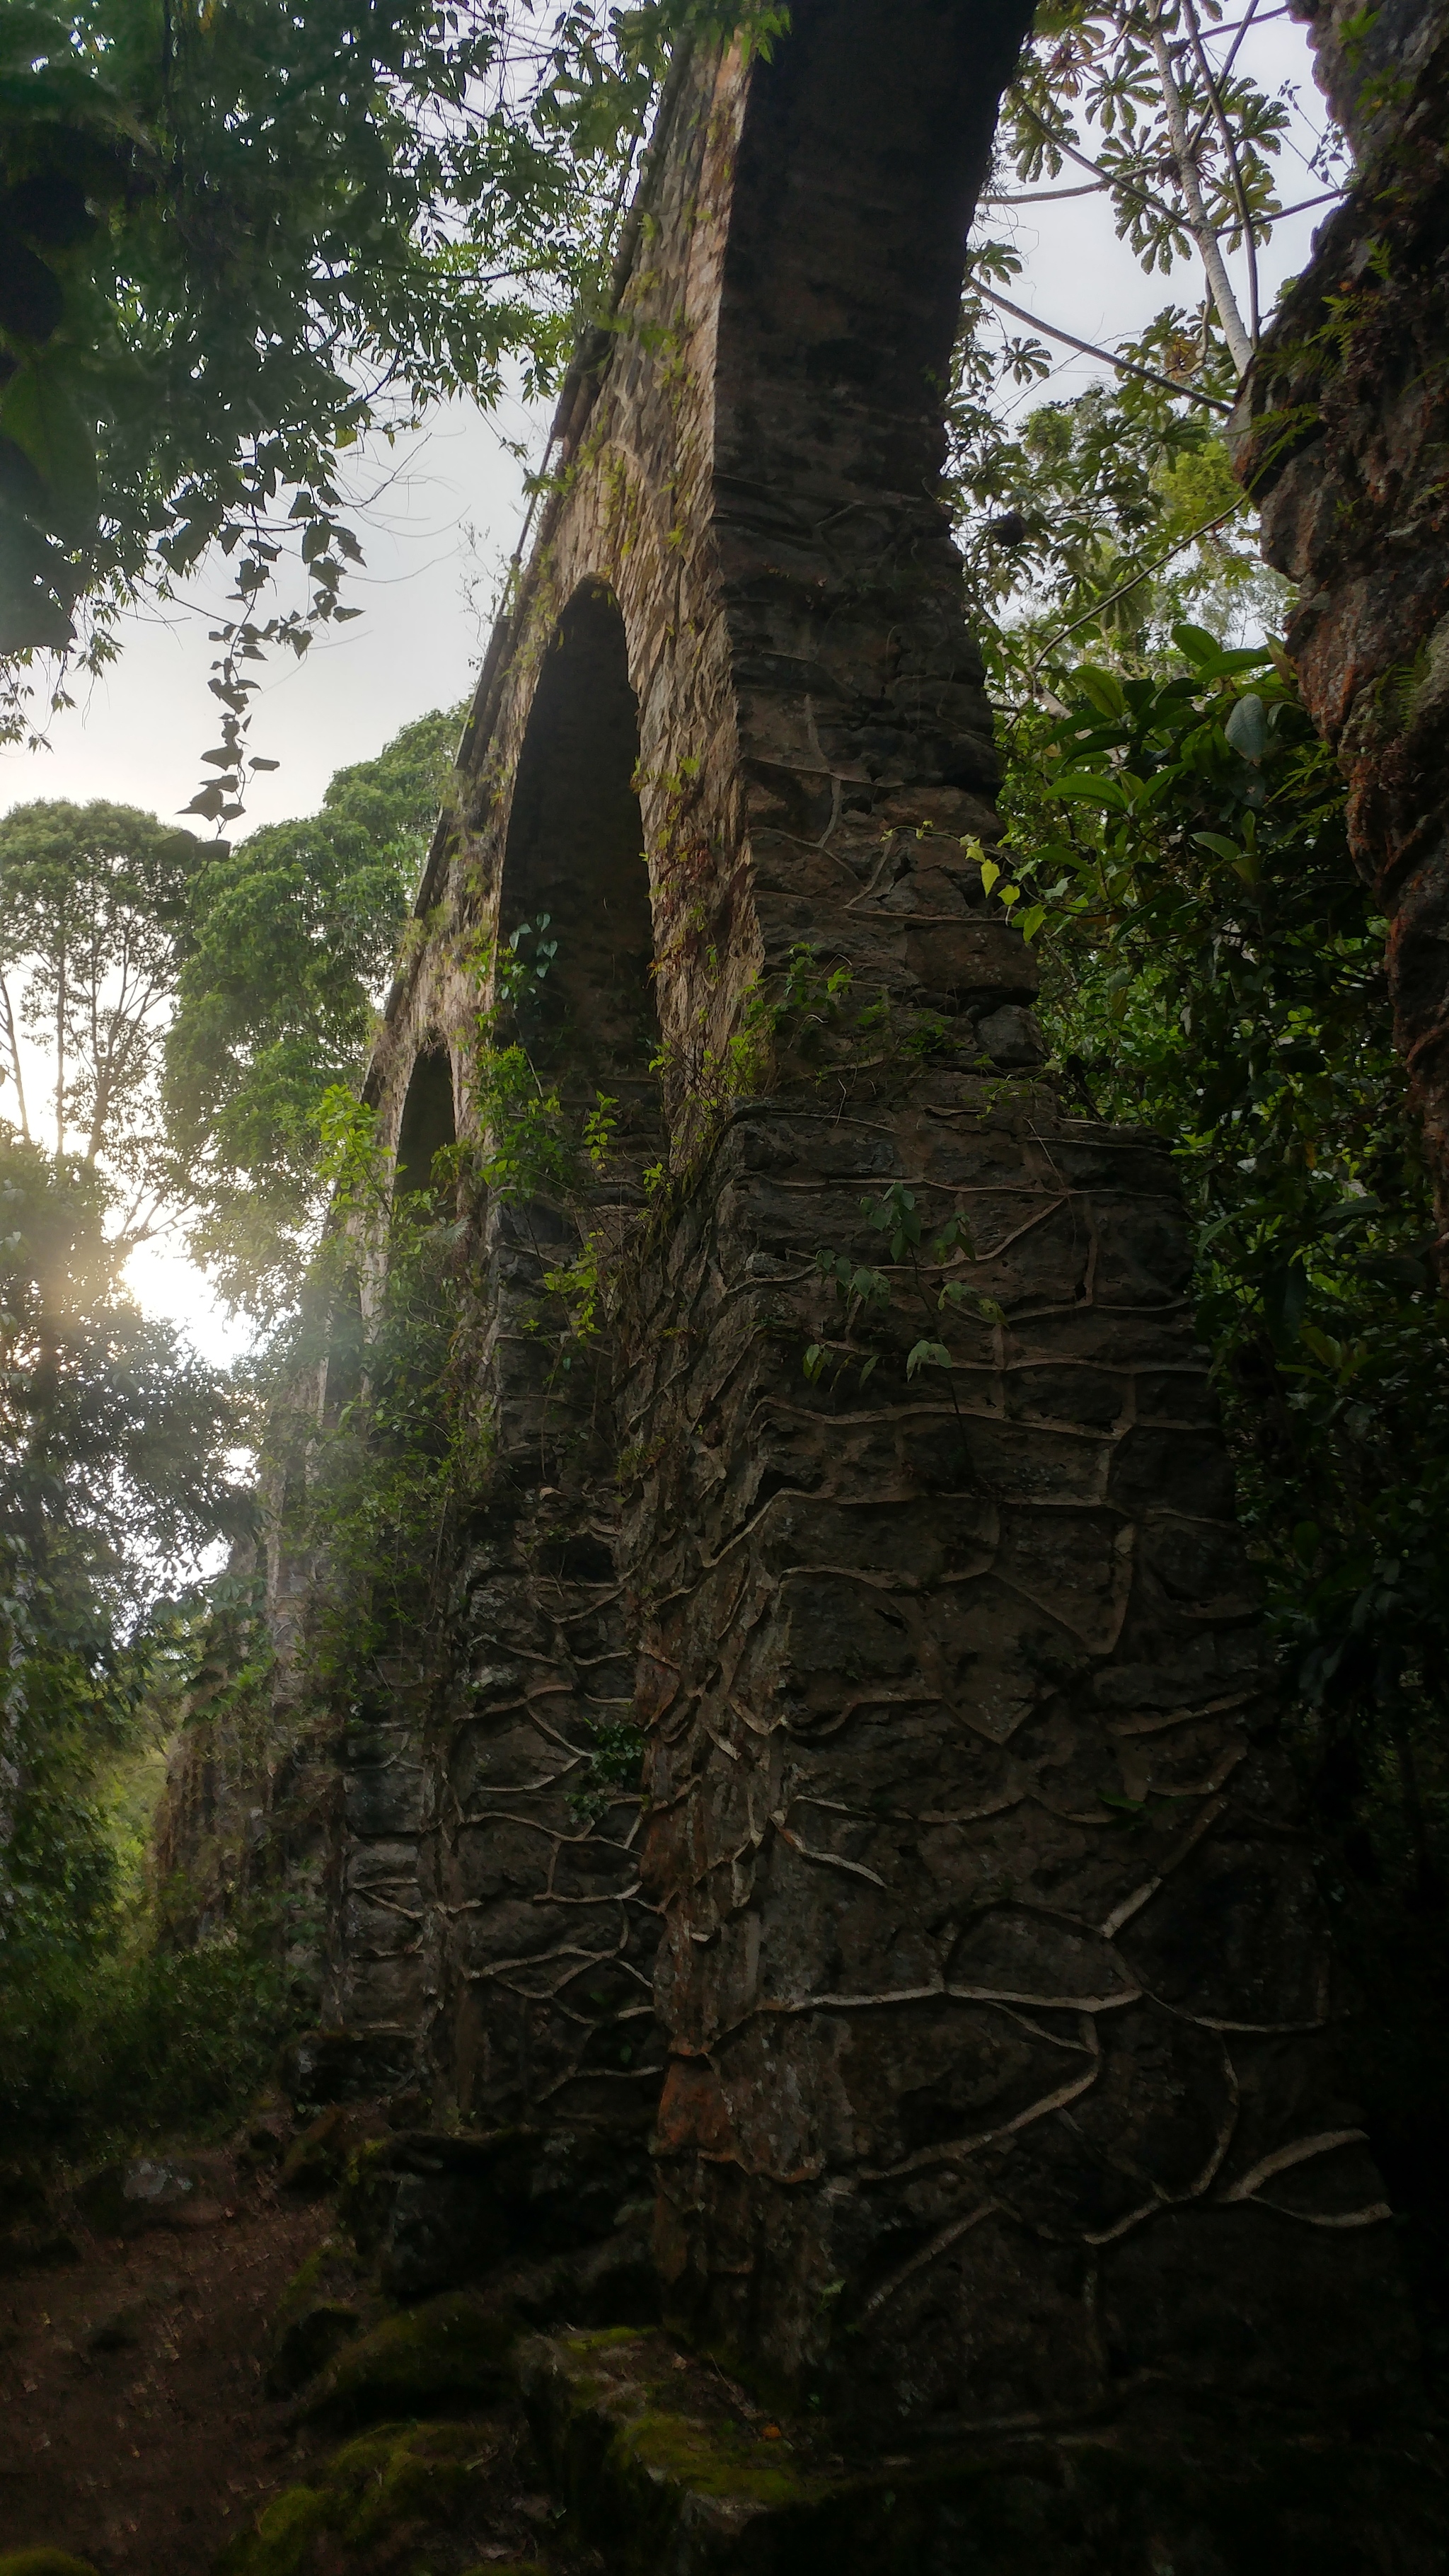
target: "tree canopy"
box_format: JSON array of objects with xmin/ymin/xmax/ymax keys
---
[
  {"xmin": 165, "ymin": 704, "xmax": 461, "ymax": 1317},
  {"xmin": 0, "ymin": 798, "xmax": 209, "ymax": 1231},
  {"xmin": 0, "ymin": 0, "xmax": 785, "ymax": 774}
]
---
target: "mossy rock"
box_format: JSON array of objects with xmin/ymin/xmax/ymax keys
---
[
  {"xmin": 336, "ymin": 2134, "xmax": 398, "ymax": 2257},
  {"xmin": 0, "ymin": 2553, "xmax": 103, "ymax": 2576},
  {"xmin": 278, "ymin": 2107, "xmax": 357, "ymax": 2197},
  {"xmin": 517, "ymin": 2330, "xmax": 1449, "ymax": 2576},
  {"xmin": 214, "ymin": 2419, "xmax": 502, "ymax": 2576},
  {"xmin": 299, "ymin": 2289, "xmax": 520, "ymax": 2430},
  {"xmin": 266, "ymin": 2236, "xmax": 370, "ymax": 2398}
]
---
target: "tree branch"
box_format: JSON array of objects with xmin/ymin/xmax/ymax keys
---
[
  {"xmin": 1023, "ymin": 494, "xmax": 1252, "ymax": 682},
  {"xmin": 1147, "ymin": 7, "xmax": 1253, "ymax": 372},
  {"xmin": 974, "ymin": 283, "xmax": 1234, "ymax": 414},
  {"xmin": 1182, "ymin": 0, "xmax": 1261, "ymax": 343}
]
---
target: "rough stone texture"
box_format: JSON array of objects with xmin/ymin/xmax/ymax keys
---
[
  {"xmin": 1233, "ymin": 0, "xmax": 1449, "ymax": 1263},
  {"xmin": 518, "ymin": 2326, "xmax": 1445, "ymax": 2576},
  {"xmin": 260, "ymin": 0, "xmax": 1429, "ymax": 2532},
  {"xmin": 150, "ymin": 1535, "xmax": 333, "ymax": 1971},
  {"xmin": 622, "ymin": 1091, "xmax": 1416, "ymax": 2446}
]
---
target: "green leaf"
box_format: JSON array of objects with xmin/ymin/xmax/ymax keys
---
[
  {"xmin": 1073, "ymin": 665, "xmax": 1127, "ymax": 719},
  {"xmin": 1225, "ymin": 693, "xmax": 1270, "ymax": 761},
  {"xmin": 906, "ymin": 1338, "xmax": 952, "ymax": 1378},
  {"xmin": 1047, "ymin": 773, "xmax": 1128, "ymax": 811},
  {"xmin": 0, "ymin": 357, "xmax": 98, "ymax": 535}
]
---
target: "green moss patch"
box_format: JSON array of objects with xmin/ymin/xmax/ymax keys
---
[
  {"xmin": 517, "ymin": 2331, "xmax": 1448, "ymax": 2576},
  {"xmin": 300, "ymin": 2290, "xmax": 520, "ymax": 2430},
  {"xmin": 0, "ymin": 2554, "xmax": 103, "ymax": 2576},
  {"xmin": 516, "ymin": 2328, "xmax": 836, "ymax": 2571},
  {"xmin": 266, "ymin": 2236, "xmax": 371, "ymax": 2398},
  {"xmin": 214, "ymin": 2420, "xmax": 504, "ymax": 2575}
]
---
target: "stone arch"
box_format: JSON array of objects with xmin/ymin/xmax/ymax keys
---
[
  {"xmin": 706, "ymin": 0, "xmax": 1039, "ymax": 1033},
  {"xmin": 715, "ymin": 0, "xmax": 1027, "ymax": 501},
  {"xmin": 495, "ymin": 577, "xmax": 658, "ymax": 1163},
  {"xmin": 393, "ymin": 1040, "xmax": 456, "ymax": 1199}
]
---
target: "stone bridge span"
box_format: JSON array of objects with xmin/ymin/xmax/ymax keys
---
[{"xmin": 267, "ymin": 0, "xmax": 1422, "ymax": 2508}]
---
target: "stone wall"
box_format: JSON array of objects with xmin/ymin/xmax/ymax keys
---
[
  {"xmin": 257, "ymin": 0, "xmax": 1425, "ymax": 2507},
  {"xmin": 1234, "ymin": 0, "xmax": 1449, "ymax": 1265},
  {"xmin": 624, "ymin": 1091, "xmax": 1416, "ymax": 2442}
]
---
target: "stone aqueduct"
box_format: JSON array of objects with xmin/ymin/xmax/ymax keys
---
[{"xmin": 230, "ymin": 0, "xmax": 1440, "ymax": 2492}]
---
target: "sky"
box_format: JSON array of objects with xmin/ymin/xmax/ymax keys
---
[{"xmin": 0, "ymin": 9, "xmax": 1337, "ymax": 1374}]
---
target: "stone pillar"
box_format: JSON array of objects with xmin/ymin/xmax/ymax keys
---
[
  {"xmin": 620, "ymin": 0, "xmax": 1421, "ymax": 2459},
  {"xmin": 1233, "ymin": 0, "xmax": 1449, "ymax": 1265},
  {"xmin": 306, "ymin": 0, "xmax": 1425, "ymax": 2500}
]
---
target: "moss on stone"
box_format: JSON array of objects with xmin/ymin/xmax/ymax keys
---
[
  {"xmin": 265, "ymin": 2235, "xmax": 369, "ymax": 2398},
  {"xmin": 517, "ymin": 2327, "xmax": 836, "ymax": 2572},
  {"xmin": 330, "ymin": 2419, "xmax": 483, "ymax": 2548},
  {"xmin": 214, "ymin": 2483, "xmax": 333, "ymax": 2576},
  {"xmin": 301, "ymin": 2290, "xmax": 519, "ymax": 2430},
  {"xmin": 335, "ymin": 2133, "xmax": 396, "ymax": 2257},
  {"xmin": 620, "ymin": 2408, "xmax": 809, "ymax": 2510},
  {"xmin": 0, "ymin": 2553, "xmax": 103, "ymax": 2576},
  {"xmin": 214, "ymin": 2420, "xmax": 504, "ymax": 2575}
]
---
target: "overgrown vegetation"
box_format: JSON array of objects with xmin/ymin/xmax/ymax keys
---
[
  {"xmin": 0, "ymin": 1132, "xmax": 309, "ymax": 2163},
  {"xmin": 0, "ymin": 0, "xmax": 787, "ymax": 781},
  {"xmin": 1005, "ymin": 634, "xmax": 1449, "ymax": 2362},
  {"xmin": 1, "ymin": 3, "xmax": 1444, "ymax": 2386}
]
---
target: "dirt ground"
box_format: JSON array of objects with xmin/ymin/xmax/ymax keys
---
[{"xmin": 0, "ymin": 2162, "xmax": 333, "ymax": 2572}]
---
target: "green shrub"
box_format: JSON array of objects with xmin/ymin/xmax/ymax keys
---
[{"xmin": 0, "ymin": 1901, "xmax": 307, "ymax": 2160}]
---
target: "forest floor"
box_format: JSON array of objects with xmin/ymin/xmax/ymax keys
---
[
  {"xmin": 0, "ymin": 2141, "xmax": 597, "ymax": 2576},
  {"xmin": 0, "ymin": 2155, "xmax": 331, "ymax": 2571}
]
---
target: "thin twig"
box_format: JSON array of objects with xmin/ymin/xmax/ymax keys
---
[
  {"xmin": 976, "ymin": 283, "xmax": 1234, "ymax": 414},
  {"xmin": 980, "ymin": 180, "xmax": 1107, "ymax": 204},
  {"xmin": 1022, "ymin": 494, "xmax": 1251, "ymax": 682}
]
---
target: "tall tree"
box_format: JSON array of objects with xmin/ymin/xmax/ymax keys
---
[
  {"xmin": 0, "ymin": 800, "xmax": 207, "ymax": 1242},
  {"xmin": 165, "ymin": 705, "xmax": 460, "ymax": 1318},
  {"xmin": 0, "ymin": 1126, "xmax": 245, "ymax": 1945}
]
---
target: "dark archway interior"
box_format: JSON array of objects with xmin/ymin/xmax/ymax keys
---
[
  {"xmin": 716, "ymin": 0, "xmax": 1034, "ymax": 497},
  {"xmin": 395, "ymin": 1047, "xmax": 456, "ymax": 1198},
  {"xmin": 497, "ymin": 580, "xmax": 657, "ymax": 1139}
]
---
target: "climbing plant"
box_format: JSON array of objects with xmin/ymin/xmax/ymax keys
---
[{"xmin": 998, "ymin": 623, "xmax": 1448, "ymax": 1851}]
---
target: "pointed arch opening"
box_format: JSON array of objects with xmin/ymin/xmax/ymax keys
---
[
  {"xmin": 394, "ymin": 1044, "xmax": 456, "ymax": 1200},
  {"xmin": 497, "ymin": 580, "xmax": 659, "ymax": 1168}
]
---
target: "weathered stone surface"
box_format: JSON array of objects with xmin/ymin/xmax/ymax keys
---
[
  {"xmin": 297, "ymin": 2289, "xmax": 519, "ymax": 2431},
  {"xmin": 258, "ymin": 0, "xmax": 1428, "ymax": 2537},
  {"xmin": 517, "ymin": 2326, "xmax": 1445, "ymax": 2576},
  {"xmin": 1233, "ymin": 0, "xmax": 1449, "ymax": 1261},
  {"xmin": 619, "ymin": 1092, "xmax": 1417, "ymax": 2444}
]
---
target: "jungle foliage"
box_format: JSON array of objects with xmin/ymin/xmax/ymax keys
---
[
  {"xmin": 0, "ymin": 1130, "xmax": 296, "ymax": 2158},
  {"xmin": 166, "ymin": 703, "xmax": 462, "ymax": 1318},
  {"xmin": 0, "ymin": 0, "xmax": 786, "ymax": 773}
]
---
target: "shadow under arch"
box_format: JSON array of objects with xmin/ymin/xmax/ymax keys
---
[
  {"xmin": 496, "ymin": 578, "xmax": 659, "ymax": 1174},
  {"xmin": 715, "ymin": 0, "xmax": 1032, "ymax": 508},
  {"xmin": 394, "ymin": 1042, "xmax": 457, "ymax": 1200}
]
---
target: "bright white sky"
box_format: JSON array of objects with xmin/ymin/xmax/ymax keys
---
[{"xmin": 0, "ymin": 10, "xmax": 1335, "ymax": 1374}]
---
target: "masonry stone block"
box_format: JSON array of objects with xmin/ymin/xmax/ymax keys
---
[{"xmin": 248, "ymin": 0, "xmax": 1438, "ymax": 2547}]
